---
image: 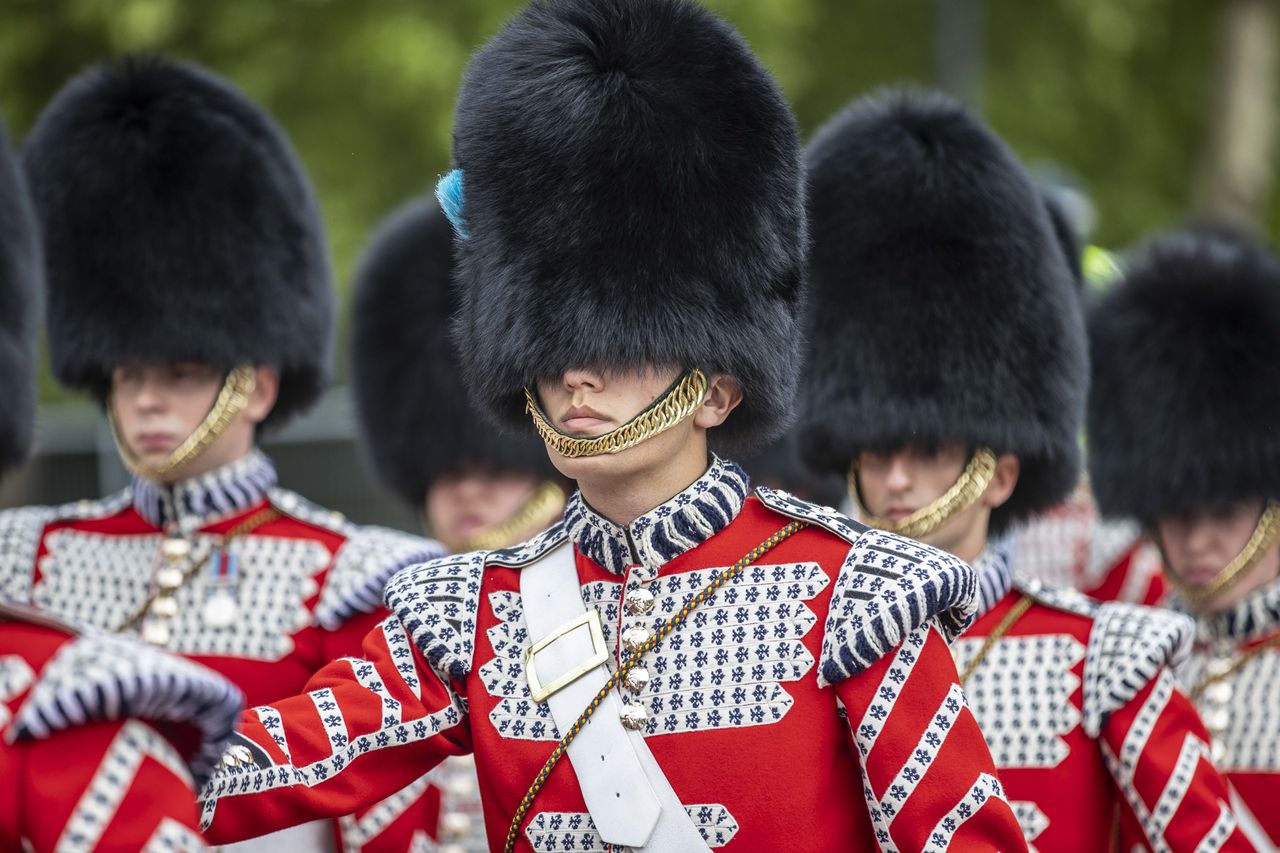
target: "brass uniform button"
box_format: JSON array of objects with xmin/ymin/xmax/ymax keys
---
[
  {"xmin": 150, "ymin": 596, "xmax": 179, "ymax": 618},
  {"xmin": 621, "ymin": 626, "xmax": 650, "ymax": 654},
  {"xmin": 623, "ymin": 666, "xmax": 650, "ymax": 693},
  {"xmin": 620, "ymin": 704, "xmax": 649, "ymax": 731},
  {"xmin": 625, "ymin": 588, "xmax": 655, "ymax": 616},
  {"xmin": 155, "ymin": 567, "xmax": 185, "ymax": 590},
  {"xmin": 161, "ymin": 537, "xmax": 192, "ymax": 561},
  {"xmin": 142, "ymin": 621, "xmax": 172, "ymax": 647}
]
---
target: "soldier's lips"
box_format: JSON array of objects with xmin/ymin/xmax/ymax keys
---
[
  {"xmin": 134, "ymin": 432, "xmax": 177, "ymax": 453},
  {"xmin": 885, "ymin": 507, "xmax": 916, "ymax": 522},
  {"xmin": 1183, "ymin": 566, "xmax": 1224, "ymax": 586},
  {"xmin": 560, "ymin": 406, "xmax": 612, "ymax": 435}
]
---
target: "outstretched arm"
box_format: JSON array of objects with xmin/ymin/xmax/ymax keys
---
[{"xmin": 200, "ymin": 615, "xmax": 472, "ymax": 843}]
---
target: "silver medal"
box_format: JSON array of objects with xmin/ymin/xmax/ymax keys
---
[{"xmin": 202, "ymin": 592, "xmax": 239, "ymax": 628}]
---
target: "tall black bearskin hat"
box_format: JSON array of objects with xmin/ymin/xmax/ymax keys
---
[
  {"xmin": 799, "ymin": 89, "xmax": 1087, "ymax": 531},
  {"xmin": 351, "ymin": 197, "xmax": 557, "ymax": 508},
  {"xmin": 22, "ymin": 56, "xmax": 334, "ymax": 427},
  {"xmin": 448, "ymin": 0, "xmax": 806, "ymax": 453},
  {"xmin": 0, "ymin": 123, "xmax": 39, "ymax": 473},
  {"xmin": 1088, "ymin": 225, "xmax": 1280, "ymax": 522}
]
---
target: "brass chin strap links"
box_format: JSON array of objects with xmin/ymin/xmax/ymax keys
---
[
  {"xmin": 524, "ymin": 369, "xmax": 709, "ymax": 459},
  {"xmin": 109, "ymin": 365, "xmax": 258, "ymax": 480},
  {"xmin": 463, "ymin": 481, "xmax": 566, "ymax": 552},
  {"xmin": 849, "ymin": 447, "xmax": 999, "ymax": 539},
  {"xmin": 1165, "ymin": 500, "xmax": 1280, "ymax": 605}
]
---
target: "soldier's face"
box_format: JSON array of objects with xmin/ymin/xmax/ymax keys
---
[
  {"xmin": 109, "ymin": 361, "xmax": 277, "ymax": 482},
  {"xmin": 532, "ymin": 365, "xmax": 741, "ymax": 492},
  {"xmin": 533, "ymin": 364, "xmax": 698, "ymax": 480},
  {"xmin": 1156, "ymin": 500, "xmax": 1280, "ymax": 613},
  {"xmin": 426, "ymin": 465, "xmax": 541, "ymax": 552}
]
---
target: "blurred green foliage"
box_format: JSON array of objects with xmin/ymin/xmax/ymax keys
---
[{"xmin": 0, "ymin": 0, "xmax": 1249, "ymax": 397}]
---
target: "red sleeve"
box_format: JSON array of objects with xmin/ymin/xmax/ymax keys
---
[
  {"xmin": 201, "ymin": 615, "xmax": 471, "ymax": 843},
  {"xmin": 18, "ymin": 718, "xmax": 208, "ymax": 852},
  {"xmin": 1106, "ymin": 669, "xmax": 1251, "ymax": 851},
  {"xmin": 835, "ymin": 624, "xmax": 1028, "ymax": 852}
]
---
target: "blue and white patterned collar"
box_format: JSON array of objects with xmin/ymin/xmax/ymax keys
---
[
  {"xmin": 1175, "ymin": 575, "xmax": 1280, "ymax": 644},
  {"xmin": 973, "ymin": 542, "xmax": 1015, "ymax": 620},
  {"xmin": 564, "ymin": 455, "xmax": 750, "ymax": 577},
  {"xmin": 131, "ymin": 448, "xmax": 278, "ymax": 531}
]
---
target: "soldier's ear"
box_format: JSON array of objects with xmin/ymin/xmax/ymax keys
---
[
  {"xmin": 693, "ymin": 373, "xmax": 744, "ymax": 430},
  {"xmin": 243, "ymin": 366, "xmax": 281, "ymax": 426},
  {"xmin": 982, "ymin": 453, "xmax": 1021, "ymax": 511}
]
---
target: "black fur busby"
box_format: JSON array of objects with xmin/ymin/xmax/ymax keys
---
[
  {"xmin": 799, "ymin": 89, "xmax": 1087, "ymax": 531},
  {"xmin": 0, "ymin": 123, "xmax": 39, "ymax": 472},
  {"xmin": 448, "ymin": 0, "xmax": 806, "ymax": 453},
  {"xmin": 1088, "ymin": 225, "xmax": 1280, "ymax": 522},
  {"xmin": 22, "ymin": 56, "xmax": 334, "ymax": 427},
  {"xmin": 351, "ymin": 197, "xmax": 556, "ymax": 508}
]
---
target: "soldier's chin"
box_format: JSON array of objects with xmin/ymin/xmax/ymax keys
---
[{"xmin": 544, "ymin": 440, "xmax": 651, "ymax": 482}]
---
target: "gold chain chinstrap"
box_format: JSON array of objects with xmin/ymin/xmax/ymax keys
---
[
  {"xmin": 524, "ymin": 370, "xmax": 709, "ymax": 459},
  {"xmin": 110, "ymin": 365, "xmax": 258, "ymax": 479},
  {"xmin": 849, "ymin": 448, "xmax": 998, "ymax": 539},
  {"xmin": 503, "ymin": 519, "xmax": 807, "ymax": 853}
]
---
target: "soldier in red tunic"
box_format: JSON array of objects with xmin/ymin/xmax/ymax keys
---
[
  {"xmin": 1088, "ymin": 225, "xmax": 1280, "ymax": 848},
  {"xmin": 0, "ymin": 117, "xmax": 243, "ymax": 853},
  {"xmin": 797, "ymin": 89, "xmax": 1248, "ymax": 851},
  {"xmin": 195, "ymin": 1, "xmax": 1027, "ymax": 850},
  {"xmin": 347, "ymin": 198, "xmax": 573, "ymax": 850},
  {"xmin": 7, "ymin": 57, "xmax": 444, "ymax": 850}
]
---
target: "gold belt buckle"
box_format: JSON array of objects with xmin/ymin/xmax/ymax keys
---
[{"xmin": 524, "ymin": 609, "xmax": 609, "ymax": 704}]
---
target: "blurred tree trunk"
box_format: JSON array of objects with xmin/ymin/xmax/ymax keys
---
[{"xmin": 1194, "ymin": 0, "xmax": 1278, "ymax": 228}]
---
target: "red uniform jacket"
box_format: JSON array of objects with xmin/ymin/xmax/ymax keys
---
[
  {"xmin": 0, "ymin": 603, "xmax": 242, "ymax": 852},
  {"xmin": 0, "ymin": 450, "xmax": 446, "ymax": 851},
  {"xmin": 1174, "ymin": 579, "xmax": 1280, "ymax": 849},
  {"xmin": 960, "ymin": 547, "xmax": 1248, "ymax": 851},
  {"xmin": 198, "ymin": 459, "xmax": 1027, "ymax": 852}
]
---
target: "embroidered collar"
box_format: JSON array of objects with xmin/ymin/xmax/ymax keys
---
[
  {"xmin": 131, "ymin": 449, "xmax": 277, "ymax": 530},
  {"xmin": 973, "ymin": 542, "xmax": 1015, "ymax": 620},
  {"xmin": 563, "ymin": 455, "xmax": 749, "ymax": 576},
  {"xmin": 1175, "ymin": 575, "xmax": 1280, "ymax": 644}
]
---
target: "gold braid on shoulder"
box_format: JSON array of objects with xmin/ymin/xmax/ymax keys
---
[
  {"xmin": 525, "ymin": 369, "xmax": 708, "ymax": 459},
  {"xmin": 849, "ymin": 447, "xmax": 998, "ymax": 539}
]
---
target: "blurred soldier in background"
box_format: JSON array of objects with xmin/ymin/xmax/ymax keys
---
[
  {"xmin": 0, "ymin": 116, "xmax": 244, "ymax": 853},
  {"xmin": 1009, "ymin": 174, "xmax": 1166, "ymax": 606},
  {"xmin": 799, "ymin": 88, "xmax": 1248, "ymax": 851},
  {"xmin": 4, "ymin": 57, "xmax": 443, "ymax": 850},
  {"xmin": 1089, "ymin": 225, "xmax": 1280, "ymax": 848},
  {"xmin": 350, "ymin": 196, "xmax": 571, "ymax": 851}
]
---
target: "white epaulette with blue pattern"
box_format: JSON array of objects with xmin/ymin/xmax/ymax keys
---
[
  {"xmin": 1087, "ymin": 600, "xmax": 1193, "ymax": 737},
  {"xmin": 755, "ymin": 488, "xmax": 979, "ymax": 687},
  {"xmin": 383, "ymin": 522, "xmax": 567, "ymax": 682},
  {"xmin": 9, "ymin": 625, "xmax": 243, "ymax": 786},
  {"xmin": 312, "ymin": 525, "xmax": 446, "ymax": 631},
  {"xmin": 1015, "ymin": 577, "xmax": 1193, "ymax": 735}
]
